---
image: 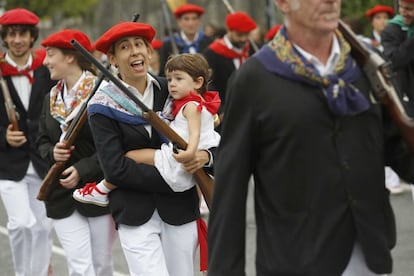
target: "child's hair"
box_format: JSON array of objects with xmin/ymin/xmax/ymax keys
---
[{"xmin": 164, "ymin": 53, "xmax": 211, "ymax": 94}]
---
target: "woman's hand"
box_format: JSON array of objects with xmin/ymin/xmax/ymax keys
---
[
  {"xmin": 59, "ymin": 166, "xmax": 80, "ymax": 189},
  {"xmin": 53, "ymin": 142, "xmax": 74, "ymax": 162}
]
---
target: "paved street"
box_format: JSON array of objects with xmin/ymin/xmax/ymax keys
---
[{"xmin": 0, "ymin": 183, "xmax": 413, "ymax": 275}]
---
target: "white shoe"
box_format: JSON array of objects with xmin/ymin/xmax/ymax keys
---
[{"xmin": 73, "ymin": 182, "xmax": 109, "ymax": 207}]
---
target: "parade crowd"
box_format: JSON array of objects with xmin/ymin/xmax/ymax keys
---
[{"xmin": 1, "ymin": 0, "xmax": 414, "ymax": 275}]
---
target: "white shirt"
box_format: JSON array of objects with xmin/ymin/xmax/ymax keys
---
[
  {"xmin": 223, "ymin": 34, "xmax": 245, "ymax": 69},
  {"xmin": 121, "ymin": 73, "xmax": 160, "ymax": 136},
  {"xmin": 5, "ymin": 53, "xmax": 35, "ymax": 175},
  {"xmin": 293, "ymin": 35, "xmax": 341, "ymax": 76},
  {"xmin": 5, "ymin": 53, "xmax": 33, "ymax": 111}
]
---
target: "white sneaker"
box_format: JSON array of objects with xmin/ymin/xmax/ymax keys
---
[{"xmin": 73, "ymin": 182, "xmax": 109, "ymax": 207}]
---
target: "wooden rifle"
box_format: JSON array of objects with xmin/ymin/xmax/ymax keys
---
[
  {"xmin": 0, "ymin": 67, "xmax": 19, "ymax": 130},
  {"xmin": 37, "ymin": 14, "xmax": 140, "ymax": 201},
  {"xmin": 338, "ymin": 20, "xmax": 414, "ymax": 153},
  {"xmin": 221, "ymin": 0, "xmax": 259, "ymax": 52},
  {"xmin": 71, "ymin": 39, "xmax": 215, "ymax": 209}
]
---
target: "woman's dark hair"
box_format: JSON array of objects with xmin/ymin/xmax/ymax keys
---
[
  {"xmin": 1, "ymin": 24, "xmax": 39, "ymax": 48},
  {"xmin": 60, "ymin": 48, "xmax": 97, "ymax": 75},
  {"xmin": 164, "ymin": 53, "xmax": 212, "ymax": 94}
]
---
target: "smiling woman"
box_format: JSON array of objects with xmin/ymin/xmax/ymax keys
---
[{"xmin": 37, "ymin": 28, "xmax": 116, "ymax": 276}]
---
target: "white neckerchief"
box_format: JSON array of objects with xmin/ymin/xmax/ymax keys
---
[
  {"xmin": 293, "ymin": 35, "xmax": 341, "ymax": 76},
  {"xmin": 5, "ymin": 53, "xmax": 33, "ymax": 110},
  {"xmin": 180, "ymin": 30, "xmax": 199, "ymax": 53},
  {"xmin": 122, "ymin": 73, "xmax": 157, "ymax": 136}
]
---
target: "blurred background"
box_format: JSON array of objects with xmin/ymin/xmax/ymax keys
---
[{"xmin": 0, "ymin": 0, "xmax": 398, "ymax": 46}]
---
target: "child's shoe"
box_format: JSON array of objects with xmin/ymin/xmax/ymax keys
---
[{"xmin": 73, "ymin": 182, "xmax": 109, "ymax": 207}]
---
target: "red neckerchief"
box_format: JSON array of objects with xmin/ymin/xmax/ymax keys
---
[
  {"xmin": 0, "ymin": 48, "xmax": 46, "ymax": 83},
  {"xmin": 208, "ymin": 38, "xmax": 250, "ymax": 65},
  {"xmin": 171, "ymin": 91, "xmax": 221, "ymax": 118}
]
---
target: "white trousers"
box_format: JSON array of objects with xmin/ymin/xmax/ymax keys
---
[
  {"xmin": 118, "ymin": 210, "xmax": 198, "ymax": 276},
  {"xmin": 342, "ymin": 243, "xmax": 387, "ymax": 276},
  {"xmin": 385, "ymin": 166, "xmax": 400, "ymax": 189},
  {"xmin": 0, "ymin": 173, "xmax": 53, "ymax": 276},
  {"xmin": 53, "ymin": 210, "xmax": 116, "ymax": 276}
]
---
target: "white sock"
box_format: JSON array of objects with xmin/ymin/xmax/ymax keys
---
[{"xmin": 96, "ymin": 180, "xmax": 111, "ymax": 194}]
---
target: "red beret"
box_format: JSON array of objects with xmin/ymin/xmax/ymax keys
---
[
  {"xmin": 174, "ymin": 4, "xmax": 204, "ymax": 18},
  {"xmin": 41, "ymin": 29, "xmax": 92, "ymax": 52},
  {"xmin": 151, "ymin": 39, "xmax": 163, "ymax": 50},
  {"xmin": 0, "ymin": 8, "xmax": 39, "ymax": 25},
  {"xmin": 94, "ymin": 22, "xmax": 156, "ymax": 54},
  {"xmin": 365, "ymin": 5, "xmax": 394, "ymax": 18},
  {"xmin": 226, "ymin": 12, "xmax": 257, "ymax": 32},
  {"xmin": 265, "ymin": 24, "xmax": 282, "ymax": 41}
]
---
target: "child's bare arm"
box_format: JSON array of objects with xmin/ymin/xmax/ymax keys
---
[
  {"xmin": 174, "ymin": 103, "xmax": 201, "ymax": 163},
  {"xmin": 125, "ymin": 148, "xmax": 157, "ymax": 166}
]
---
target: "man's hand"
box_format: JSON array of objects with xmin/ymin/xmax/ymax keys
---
[{"xmin": 6, "ymin": 124, "xmax": 27, "ymax": 147}]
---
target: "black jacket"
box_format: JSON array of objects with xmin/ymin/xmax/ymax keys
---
[
  {"xmin": 382, "ymin": 23, "xmax": 414, "ymax": 116},
  {"xmin": 0, "ymin": 65, "xmax": 55, "ymax": 180},
  {"xmin": 37, "ymin": 91, "xmax": 109, "ymax": 219}
]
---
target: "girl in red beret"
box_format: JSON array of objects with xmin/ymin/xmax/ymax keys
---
[
  {"xmin": 72, "ymin": 22, "xmax": 214, "ymax": 275},
  {"xmin": 365, "ymin": 4, "xmax": 395, "ymax": 51},
  {"xmin": 37, "ymin": 29, "xmax": 116, "ymax": 276}
]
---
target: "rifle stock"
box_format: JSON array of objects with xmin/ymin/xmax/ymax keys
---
[
  {"xmin": 338, "ymin": 20, "xmax": 414, "ymax": 154},
  {"xmin": 0, "ymin": 71, "xmax": 19, "ymax": 131},
  {"xmin": 72, "ymin": 39, "xmax": 215, "ymax": 209},
  {"xmin": 37, "ymin": 110, "xmax": 89, "ymax": 201}
]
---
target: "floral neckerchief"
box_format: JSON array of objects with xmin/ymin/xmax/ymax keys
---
[
  {"xmin": 50, "ymin": 71, "xmax": 95, "ymax": 131},
  {"xmin": 254, "ymin": 26, "xmax": 370, "ymax": 116}
]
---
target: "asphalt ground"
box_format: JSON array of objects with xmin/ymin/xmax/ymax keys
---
[{"xmin": 0, "ymin": 183, "xmax": 413, "ymax": 275}]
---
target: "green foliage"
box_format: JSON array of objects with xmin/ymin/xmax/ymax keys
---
[
  {"xmin": 341, "ymin": 0, "xmax": 396, "ymax": 18},
  {"xmin": 5, "ymin": 0, "xmax": 100, "ymax": 18}
]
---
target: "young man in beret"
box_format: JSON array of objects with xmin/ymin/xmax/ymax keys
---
[
  {"xmin": 0, "ymin": 8, "xmax": 56, "ymax": 276},
  {"xmin": 159, "ymin": 3, "xmax": 214, "ymax": 76},
  {"xmin": 203, "ymin": 11, "xmax": 257, "ymax": 127}
]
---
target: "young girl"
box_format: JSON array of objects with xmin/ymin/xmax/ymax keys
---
[
  {"xmin": 73, "ymin": 53, "xmax": 220, "ymax": 204},
  {"xmin": 37, "ymin": 29, "xmax": 116, "ymax": 276}
]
